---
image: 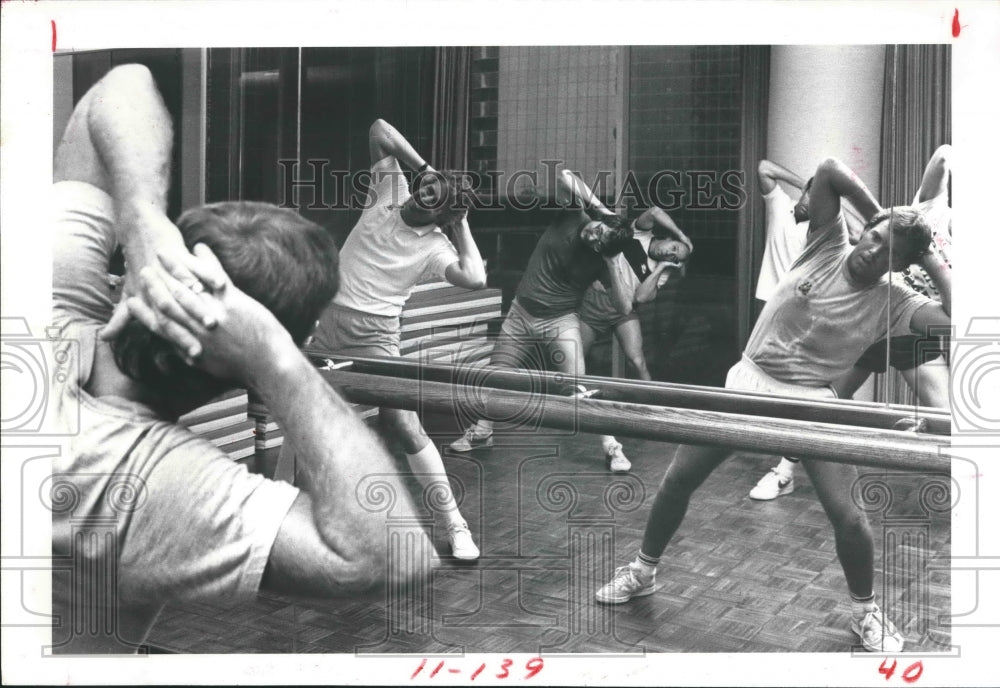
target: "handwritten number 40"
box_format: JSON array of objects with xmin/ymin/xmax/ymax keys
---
[{"xmin": 879, "ymin": 659, "xmax": 923, "ymax": 683}]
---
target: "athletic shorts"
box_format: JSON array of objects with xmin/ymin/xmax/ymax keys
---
[
  {"xmin": 313, "ymin": 302, "xmax": 401, "ymax": 358},
  {"xmin": 854, "ymin": 335, "xmax": 945, "ymax": 373},
  {"xmin": 494, "ymin": 298, "xmax": 584, "ymax": 386},
  {"xmin": 578, "ymin": 287, "xmax": 639, "ymax": 336},
  {"xmin": 726, "ymin": 355, "xmax": 838, "ymax": 399}
]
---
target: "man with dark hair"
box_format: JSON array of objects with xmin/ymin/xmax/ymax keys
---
[
  {"xmin": 450, "ymin": 168, "xmax": 636, "ymax": 472},
  {"xmin": 303, "ymin": 119, "xmax": 488, "ymax": 561},
  {"xmin": 749, "ymin": 148, "xmax": 952, "ymax": 500},
  {"xmin": 50, "ymin": 64, "xmax": 433, "ymax": 653},
  {"xmin": 596, "ymin": 157, "xmax": 950, "ymax": 654}
]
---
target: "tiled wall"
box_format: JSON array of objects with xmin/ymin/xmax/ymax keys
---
[
  {"xmin": 496, "ymin": 46, "xmax": 620, "ymax": 199},
  {"xmin": 629, "ymin": 45, "xmax": 743, "ymax": 276},
  {"xmin": 626, "ymin": 46, "xmax": 745, "ymax": 384},
  {"xmin": 469, "ymin": 47, "xmax": 500, "ymax": 195}
]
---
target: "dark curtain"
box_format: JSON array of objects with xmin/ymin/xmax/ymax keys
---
[
  {"xmin": 876, "ymin": 44, "xmax": 951, "ymax": 404},
  {"xmin": 431, "ymin": 47, "xmax": 472, "ymax": 171},
  {"xmin": 736, "ymin": 46, "xmax": 771, "ymax": 348},
  {"xmin": 374, "ymin": 47, "xmax": 435, "ymax": 158},
  {"xmin": 879, "ymin": 45, "xmax": 951, "ymax": 205}
]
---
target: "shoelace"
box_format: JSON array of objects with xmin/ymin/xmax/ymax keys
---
[{"xmin": 613, "ymin": 565, "xmax": 641, "ymax": 588}]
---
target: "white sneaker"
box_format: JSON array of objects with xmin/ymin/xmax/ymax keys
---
[
  {"xmin": 851, "ymin": 603, "xmax": 905, "ymax": 652},
  {"xmin": 595, "ymin": 563, "xmax": 655, "ymax": 604},
  {"xmin": 447, "ymin": 521, "xmax": 480, "ymax": 560},
  {"xmin": 749, "ymin": 468, "xmax": 794, "ymax": 500},
  {"xmin": 449, "ymin": 426, "xmax": 494, "ymax": 452},
  {"xmin": 605, "ymin": 443, "xmax": 631, "ymax": 473}
]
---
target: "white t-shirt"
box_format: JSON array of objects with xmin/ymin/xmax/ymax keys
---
[
  {"xmin": 333, "ymin": 156, "xmax": 459, "ymax": 317},
  {"xmin": 756, "ymin": 184, "xmax": 809, "ymax": 302}
]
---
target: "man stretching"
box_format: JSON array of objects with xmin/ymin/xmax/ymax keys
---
[
  {"xmin": 51, "ymin": 65, "xmax": 432, "ymax": 652},
  {"xmin": 578, "ymin": 206, "xmax": 692, "ymax": 385},
  {"xmin": 596, "ymin": 157, "xmax": 950, "ymax": 654},
  {"xmin": 450, "ymin": 168, "xmax": 635, "ymax": 471},
  {"xmin": 305, "ymin": 119, "xmax": 487, "ymax": 560},
  {"xmin": 749, "ymin": 148, "xmax": 952, "ymax": 500}
]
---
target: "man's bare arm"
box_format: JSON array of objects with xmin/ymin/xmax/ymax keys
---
[
  {"xmin": 132, "ymin": 249, "xmax": 437, "ymax": 597},
  {"xmin": 56, "ymin": 64, "xmax": 224, "ymax": 352},
  {"xmin": 557, "ymin": 169, "xmax": 615, "ymax": 216},
  {"xmin": 757, "ymin": 159, "xmax": 805, "ymax": 196},
  {"xmin": 808, "ymin": 158, "xmax": 882, "ymax": 240},
  {"xmin": 443, "ymin": 214, "xmax": 488, "ymax": 290},
  {"xmin": 369, "ymin": 118, "xmax": 429, "ymax": 171},
  {"xmin": 916, "ymin": 144, "xmax": 952, "ymax": 203},
  {"xmin": 634, "ymin": 207, "xmax": 693, "ymax": 251},
  {"xmin": 633, "ymin": 262, "xmax": 673, "ymax": 304}
]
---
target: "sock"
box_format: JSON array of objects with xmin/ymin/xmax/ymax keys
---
[
  {"xmin": 473, "ymin": 419, "xmax": 494, "ymax": 436},
  {"xmin": 601, "ymin": 435, "xmax": 620, "ymax": 453},
  {"xmin": 633, "ymin": 551, "xmax": 659, "ymax": 578},
  {"xmin": 776, "ymin": 456, "xmax": 798, "ymax": 475},
  {"xmin": 850, "ymin": 592, "xmax": 876, "ymax": 619},
  {"xmin": 406, "ymin": 442, "xmax": 462, "ymax": 526}
]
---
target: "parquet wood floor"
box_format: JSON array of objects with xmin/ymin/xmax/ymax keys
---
[{"xmin": 147, "ymin": 413, "xmax": 951, "ymax": 655}]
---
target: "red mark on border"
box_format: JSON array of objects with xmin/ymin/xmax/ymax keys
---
[
  {"xmin": 902, "ymin": 661, "xmax": 924, "ymax": 683},
  {"xmin": 951, "ymin": 9, "xmax": 961, "ymax": 37},
  {"xmin": 51, "ymin": 20, "xmax": 57, "ymax": 52}
]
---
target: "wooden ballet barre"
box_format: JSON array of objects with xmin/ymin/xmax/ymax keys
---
[
  {"xmin": 304, "ymin": 351, "xmax": 951, "ymax": 436},
  {"xmin": 318, "ymin": 368, "xmax": 950, "ymax": 473}
]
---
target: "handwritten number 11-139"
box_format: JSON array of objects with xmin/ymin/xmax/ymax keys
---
[{"xmin": 411, "ymin": 657, "xmax": 544, "ymax": 680}]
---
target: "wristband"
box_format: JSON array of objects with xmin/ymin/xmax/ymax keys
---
[{"xmin": 417, "ymin": 162, "xmax": 430, "ymax": 173}]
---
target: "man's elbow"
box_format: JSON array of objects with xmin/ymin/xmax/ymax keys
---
[
  {"xmin": 319, "ymin": 530, "xmax": 436, "ymax": 594},
  {"xmin": 815, "ymin": 157, "xmax": 842, "ymax": 177},
  {"xmin": 931, "ymin": 144, "xmax": 952, "ymax": 165},
  {"xmin": 99, "ymin": 64, "xmax": 157, "ymax": 96}
]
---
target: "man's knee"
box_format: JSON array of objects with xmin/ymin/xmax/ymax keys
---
[{"xmin": 829, "ymin": 507, "xmax": 871, "ymax": 541}]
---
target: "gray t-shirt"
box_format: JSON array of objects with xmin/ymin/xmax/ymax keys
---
[
  {"xmin": 50, "ymin": 181, "xmax": 298, "ymax": 650},
  {"xmin": 516, "ymin": 208, "xmax": 609, "ymax": 318},
  {"xmin": 743, "ymin": 213, "xmax": 932, "ymax": 387}
]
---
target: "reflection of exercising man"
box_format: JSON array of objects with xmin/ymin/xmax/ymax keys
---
[
  {"xmin": 306, "ymin": 119, "xmax": 487, "ymax": 560},
  {"xmin": 597, "ymin": 157, "xmax": 951, "ymax": 654},
  {"xmin": 450, "ymin": 168, "xmax": 635, "ymax": 472},
  {"xmin": 51, "ymin": 66, "xmax": 433, "ymax": 651},
  {"xmin": 574, "ymin": 209, "xmax": 692, "ymax": 470},
  {"xmin": 750, "ymin": 147, "xmax": 952, "ymax": 500},
  {"xmin": 578, "ymin": 207, "xmax": 692, "ymax": 381}
]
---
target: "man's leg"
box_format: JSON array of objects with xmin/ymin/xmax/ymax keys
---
[
  {"xmin": 382, "ymin": 407, "xmax": 480, "ymax": 560},
  {"xmin": 901, "ymin": 358, "xmax": 950, "ymax": 409},
  {"xmin": 799, "ymin": 457, "xmax": 904, "ymax": 652},
  {"xmin": 596, "ymin": 443, "xmax": 731, "ymax": 603},
  {"xmin": 450, "ymin": 304, "xmax": 533, "ymax": 451},
  {"xmin": 613, "ymin": 317, "xmax": 652, "ymax": 381},
  {"xmin": 750, "ymin": 363, "xmax": 872, "ymax": 500},
  {"xmin": 579, "ymin": 319, "xmax": 597, "ymax": 357},
  {"xmin": 547, "ymin": 314, "xmax": 630, "ymax": 472}
]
